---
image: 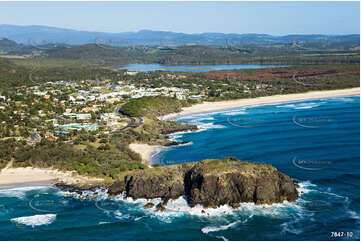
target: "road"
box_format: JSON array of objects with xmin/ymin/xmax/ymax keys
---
[{"xmin": 116, "ymin": 107, "xmax": 144, "ymax": 130}]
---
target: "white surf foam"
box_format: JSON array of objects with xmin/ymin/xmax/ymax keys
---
[
  {"xmin": 196, "ymin": 122, "xmax": 226, "ymax": 131},
  {"xmin": 192, "ymin": 117, "xmax": 215, "ymax": 121},
  {"xmin": 113, "ymin": 211, "xmax": 132, "ymax": 220},
  {"xmin": 0, "ymin": 185, "xmax": 51, "ymax": 199},
  {"xmin": 346, "ymin": 210, "xmax": 360, "ymax": 220},
  {"xmin": 179, "ymin": 111, "xmax": 224, "ymax": 120},
  {"xmin": 201, "ymin": 221, "xmax": 240, "ymax": 234},
  {"xmin": 57, "ymin": 187, "xmax": 108, "ymax": 200},
  {"xmin": 280, "ymin": 221, "xmax": 303, "ymax": 235},
  {"xmin": 296, "ymin": 180, "xmax": 317, "ymax": 194},
  {"xmin": 326, "ymin": 97, "xmax": 355, "ymax": 102},
  {"xmin": 277, "ymin": 102, "xmax": 323, "ymax": 110},
  {"xmin": 113, "ymin": 194, "xmax": 299, "ymax": 222},
  {"xmin": 98, "ymin": 221, "xmax": 110, "ymax": 225},
  {"xmin": 216, "ymin": 235, "xmax": 229, "ymax": 241},
  {"xmin": 223, "ymin": 110, "xmax": 247, "ymax": 116},
  {"xmin": 11, "ymin": 214, "xmax": 56, "ymax": 227},
  {"xmin": 276, "ymin": 104, "xmax": 296, "ymax": 108},
  {"xmin": 167, "ymin": 133, "xmax": 185, "ymax": 141}
]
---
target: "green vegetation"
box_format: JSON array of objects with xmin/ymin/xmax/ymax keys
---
[
  {"xmin": 7, "ymin": 134, "xmax": 147, "ymax": 180},
  {"xmin": 120, "ymin": 96, "xmax": 192, "ymax": 117},
  {"xmin": 0, "ymin": 56, "xmax": 125, "ymax": 90},
  {"xmin": 0, "ymin": 41, "xmax": 359, "ymax": 182},
  {"xmin": 45, "ymin": 44, "xmax": 360, "ymax": 66},
  {"xmin": 196, "ymin": 157, "xmax": 277, "ymax": 174}
]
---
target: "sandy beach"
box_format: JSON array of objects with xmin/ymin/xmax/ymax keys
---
[
  {"xmin": 0, "ymin": 88, "xmax": 358, "ymax": 185},
  {"xmin": 0, "ymin": 143, "xmax": 161, "ymax": 186},
  {"xmin": 0, "ymin": 164, "xmax": 104, "ymax": 187},
  {"xmin": 160, "ymin": 87, "xmax": 360, "ymax": 120},
  {"xmin": 129, "ymin": 143, "xmax": 162, "ymax": 166}
]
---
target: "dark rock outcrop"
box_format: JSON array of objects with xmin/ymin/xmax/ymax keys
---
[
  {"xmin": 184, "ymin": 161, "xmax": 298, "ymax": 208},
  {"xmin": 162, "ymin": 140, "xmax": 190, "ymax": 146},
  {"xmin": 108, "ymin": 158, "xmax": 299, "ymax": 208},
  {"xmin": 156, "ymin": 203, "xmax": 166, "ymax": 212},
  {"xmin": 144, "ymin": 203, "xmax": 154, "ymax": 209},
  {"xmin": 160, "ymin": 124, "xmax": 197, "ymax": 135},
  {"xmin": 109, "ymin": 167, "xmax": 185, "ymax": 200}
]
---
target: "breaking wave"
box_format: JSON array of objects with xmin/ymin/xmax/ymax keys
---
[
  {"xmin": 276, "ymin": 102, "xmax": 324, "ymax": 110},
  {"xmin": 0, "ymin": 185, "xmax": 51, "ymax": 199},
  {"xmin": 11, "ymin": 214, "xmax": 56, "ymax": 227},
  {"xmin": 201, "ymin": 221, "xmax": 240, "ymax": 234}
]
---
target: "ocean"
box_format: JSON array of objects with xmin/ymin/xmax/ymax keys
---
[{"xmin": 0, "ymin": 96, "xmax": 359, "ymax": 241}]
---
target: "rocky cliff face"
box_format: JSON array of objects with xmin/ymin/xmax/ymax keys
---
[
  {"xmin": 109, "ymin": 166, "xmax": 185, "ymax": 200},
  {"xmin": 160, "ymin": 124, "xmax": 198, "ymax": 135},
  {"xmin": 108, "ymin": 158, "xmax": 299, "ymax": 208}
]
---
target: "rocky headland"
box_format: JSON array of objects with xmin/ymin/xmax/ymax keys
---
[{"xmin": 107, "ymin": 157, "xmax": 299, "ymax": 209}]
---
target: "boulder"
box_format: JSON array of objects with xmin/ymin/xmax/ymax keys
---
[
  {"xmin": 144, "ymin": 203, "xmax": 154, "ymax": 209},
  {"xmin": 156, "ymin": 203, "xmax": 166, "ymax": 212}
]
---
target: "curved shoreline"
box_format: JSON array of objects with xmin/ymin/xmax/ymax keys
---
[
  {"xmin": 151, "ymin": 88, "xmax": 360, "ymax": 165},
  {"xmin": 1, "ymin": 88, "xmax": 359, "ymax": 185},
  {"xmin": 128, "ymin": 143, "xmax": 163, "ymax": 166},
  {"xmin": 0, "ymin": 166, "xmax": 104, "ymax": 187},
  {"xmin": 159, "ymin": 88, "xmax": 360, "ymax": 121}
]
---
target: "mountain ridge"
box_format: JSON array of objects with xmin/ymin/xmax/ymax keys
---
[{"xmin": 0, "ymin": 24, "xmax": 359, "ymax": 47}]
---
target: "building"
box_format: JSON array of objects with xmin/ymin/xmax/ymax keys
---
[
  {"xmin": 100, "ymin": 113, "xmax": 120, "ymax": 122},
  {"xmin": 76, "ymin": 114, "xmax": 92, "ymax": 120},
  {"xmin": 82, "ymin": 105, "xmax": 98, "ymax": 112},
  {"xmin": 125, "ymin": 71, "xmax": 138, "ymax": 76}
]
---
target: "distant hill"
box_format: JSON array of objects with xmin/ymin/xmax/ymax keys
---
[
  {"xmin": 0, "ymin": 57, "xmax": 30, "ymax": 88},
  {"xmin": 46, "ymin": 44, "xmax": 359, "ymax": 66},
  {"xmin": 0, "ymin": 38, "xmax": 35, "ymax": 54},
  {"xmin": 0, "ymin": 24, "xmax": 359, "ymax": 49}
]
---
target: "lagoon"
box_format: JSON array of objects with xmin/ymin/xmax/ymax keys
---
[{"xmin": 118, "ymin": 64, "xmax": 287, "ymax": 72}]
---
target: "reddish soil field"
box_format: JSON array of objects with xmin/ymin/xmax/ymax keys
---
[{"xmin": 199, "ymin": 68, "xmax": 359, "ymax": 81}]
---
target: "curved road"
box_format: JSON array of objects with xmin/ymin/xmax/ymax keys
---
[{"xmin": 116, "ymin": 107, "xmax": 144, "ymax": 130}]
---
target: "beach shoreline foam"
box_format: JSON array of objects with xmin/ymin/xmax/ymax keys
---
[
  {"xmin": 129, "ymin": 143, "xmax": 162, "ymax": 166},
  {"xmin": 1, "ymin": 88, "xmax": 359, "ymax": 186},
  {"xmin": 159, "ymin": 87, "xmax": 360, "ymax": 121},
  {"xmin": 0, "ymin": 165, "xmax": 104, "ymax": 187}
]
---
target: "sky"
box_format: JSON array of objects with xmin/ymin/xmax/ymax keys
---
[{"xmin": 0, "ymin": 1, "xmax": 359, "ymax": 35}]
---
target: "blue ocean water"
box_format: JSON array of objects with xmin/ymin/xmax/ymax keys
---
[
  {"xmin": 118, "ymin": 64, "xmax": 287, "ymax": 72},
  {"xmin": 0, "ymin": 96, "xmax": 359, "ymax": 241}
]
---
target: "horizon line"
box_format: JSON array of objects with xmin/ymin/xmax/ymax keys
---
[{"xmin": 1, "ymin": 24, "xmax": 359, "ymax": 36}]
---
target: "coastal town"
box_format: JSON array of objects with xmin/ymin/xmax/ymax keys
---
[
  {"xmin": 0, "ymin": 2, "xmax": 360, "ymax": 241},
  {"xmin": 0, "ymin": 72, "xmax": 193, "ymax": 145},
  {"xmin": 0, "ymin": 62, "xmax": 359, "ymax": 151}
]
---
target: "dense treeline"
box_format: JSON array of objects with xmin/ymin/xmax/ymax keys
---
[
  {"xmin": 0, "ymin": 134, "xmax": 147, "ymax": 179},
  {"xmin": 120, "ymin": 96, "xmax": 193, "ymax": 117},
  {"xmin": 46, "ymin": 44, "xmax": 360, "ymax": 66},
  {"xmin": 0, "ymin": 57, "xmax": 126, "ymax": 90}
]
